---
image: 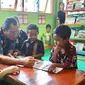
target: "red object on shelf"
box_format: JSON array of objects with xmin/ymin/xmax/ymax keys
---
[{"xmin": 64, "ymin": 8, "xmax": 85, "ymax": 12}]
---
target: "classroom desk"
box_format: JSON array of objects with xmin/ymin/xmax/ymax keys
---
[
  {"xmin": 70, "ymin": 38, "xmax": 85, "ymax": 43},
  {"xmin": 0, "ymin": 64, "xmax": 85, "ymax": 85}
]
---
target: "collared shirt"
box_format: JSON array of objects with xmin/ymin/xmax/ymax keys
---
[
  {"xmin": 0, "ymin": 29, "xmax": 27, "ymax": 55},
  {"xmin": 21, "ymin": 39, "xmax": 44, "ymax": 57},
  {"xmin": 50, "ymin": 41, "xmax": 77, "ymax": 68}
]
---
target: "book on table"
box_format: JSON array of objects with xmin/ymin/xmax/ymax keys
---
[{"xmin": 33, "ymin": 60, "xmax": 63, "ymax": 73}]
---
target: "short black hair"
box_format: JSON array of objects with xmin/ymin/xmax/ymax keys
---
[
  {"xmin": 59, "ymin": 2, "xmax": 64, "ymax": 6},
  {"xmin": 2, "ymin": 17, "xmax": 18, "ymax": 30},
  {"xmin": 46, "ymin": 24, "xmax": 51, "ymax": 29},
  {"xmin": 27, "ymin": 24, "xmax": 39, "ymax": 33},
  {"xmin": 53, "ymin": 25, "xmax": 71, "ymax": 39}
]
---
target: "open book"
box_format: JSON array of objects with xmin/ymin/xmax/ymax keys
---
[{"xmin": 33, "ymin": 60, "xmax": 63, "ymax": 73}]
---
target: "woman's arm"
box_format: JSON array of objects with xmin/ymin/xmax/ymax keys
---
[{"xmin": 0, "ymin": 66, "xmax": 19, "ymax": 79}]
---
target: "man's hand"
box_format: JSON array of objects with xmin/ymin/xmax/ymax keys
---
[{"xmin": 22, "ymin": 57, "xmax": 36, "ymax": 68}]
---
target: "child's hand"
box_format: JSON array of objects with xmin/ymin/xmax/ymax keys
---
[
  {"xmin": 4, "ymin": 66, "xmax": 20, "ymax": 75},
  {"xmin": 48, "ymin": 63, "xmax": 57, "ymax": 73},
  {"xmin": 53, "ymin": 45, "xmax": 61, "ymax": 56},
  {"xmin": 13, "ymin": 50, "xmax": 21, "ymax": 57},
  {"xmin": 13, "ymin": 52, "xmax": 18, "ymax": 57}
]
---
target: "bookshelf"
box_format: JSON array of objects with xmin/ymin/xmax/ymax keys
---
[
  {"xmin": 65, "ymin": 0, "xmax": 85, "ymax": 53},
  {"xmin": 65, "ymin": 0, "xmax": 85, "ymax": 13}
]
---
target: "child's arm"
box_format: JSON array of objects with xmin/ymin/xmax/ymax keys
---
[
  {"xmin": 0, "ymin": 66, "xmax": 19, "ymax": 79},
  {"xmin": 48, "ymin": 63, "xmax": 65, "ymax": 72},
  {"xmin": 13, "ymin": 50, "xmax": 22, "ymax": 58}
]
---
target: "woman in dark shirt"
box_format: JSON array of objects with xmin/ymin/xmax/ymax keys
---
[{"xmin": 57, "ymin": 2, "xmax": 65, "ymax": 25}]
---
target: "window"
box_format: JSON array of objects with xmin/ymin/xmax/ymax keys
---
[
  {"xmin": 0, "ymin": 0, "xmax": 53, "ymax": 13},
  {"xmin": 38, "ymin": 15, "xmax": 46, "ymax": 24},
  {"xmin": 40, "ymin": 0, "xmax": 52, "ymax": 13},
  {"xmin": 63, "ymin": 0, "xmax": 67, "ymax": 10},
  {"xmin": 18, "ymin": 14, "xmax": 28, "ymax": 24},
  {"xmin": 24, "ymin": 0, "xmax": 38, "ymax": 12},
  {"xmin": 16, "ymin": 0, "xmax": 23, "ymax": 11},
  {"xmin": 1, "ymin": 0, "xmax": 16, "ymax": 10}
]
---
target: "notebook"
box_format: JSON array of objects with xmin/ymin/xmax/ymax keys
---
[{"xmin": 33, "ymin": 60, "xmax": 63, "ymax": 73}]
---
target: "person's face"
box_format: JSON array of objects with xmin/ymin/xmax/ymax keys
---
[
  {"xmin": 53, "ymin": 34, "xmax": 68, "ymax": 48},
  {"xmin": 60, "ymin": 3, "xmax": 64, "ymax": 10},
  {"xmin": 46, "ymin": 27, "xmax": 51, "ymax": 33},
  {"xmin": 3, "ymin": 24, "xmax": 19, "ymax": 40},
  {"xmin": 27, "ymin": 29, "xmax": 38, "ymax": 41}
]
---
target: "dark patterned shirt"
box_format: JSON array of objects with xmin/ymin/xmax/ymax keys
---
[
  {"xmin": 0, "ymin": 29, "xmax": 27, "ymax": 55},
  {"xmin": 50, "ymin": 41, "xmax": 77, "ymax": 68},
  {"xmin": 21, "ymin": 39, "xmax": 44, "ymax": 57}
]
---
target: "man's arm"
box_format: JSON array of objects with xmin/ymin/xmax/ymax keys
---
[
  {"xmin": 0, "ymin": 54, "xmax": 23, "ymax": 65},
  {"xmin": 0, "ymin": 54, "xmax": 36, "ymax": 67}
]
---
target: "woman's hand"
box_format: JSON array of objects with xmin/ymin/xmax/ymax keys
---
[{"xmin": 3, "ymin": 66, "xmax": 20, "ymax": 75}]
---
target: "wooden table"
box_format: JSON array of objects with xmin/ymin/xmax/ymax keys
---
[{"xmin": 0, "ymin": 64, "xmax": 85, "ymax": 85}]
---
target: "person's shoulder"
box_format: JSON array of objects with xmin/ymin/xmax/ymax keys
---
[
  {"xmin": 19, "ymin": 30, "xmax": 27, "ymax": 38},
  {"xmin": 19, "ymin": 30, "xmax": 27, "ymax": 35},
  {"xmin": 23, "ymin": 39, "xmax": 29, "ymax": 44},
  {"xmin": 58, "ymin": 10, "xmax": 62, "ymax": 13},
  {"xmin": 46, "ymin": 33, "xmax": 50, "ymax": 35},
  {"xmin": 68, "ymin": 41, "xmax": 76, "ymax": 52},
  {"xmin": 37, "ymin": 39, "xmax": 43, "ymax": 43},
  {"xmin": 58, "ymin": 10, "xmax": 65, "ymax": 14},
  {"xmin": 58, "ymin": 10, "xmax": 61, "ymax": 12}
]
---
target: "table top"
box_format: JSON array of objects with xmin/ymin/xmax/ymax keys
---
[{"xmin": 0, "ymin": 64, "xmax": 85, "ymax": 85}]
